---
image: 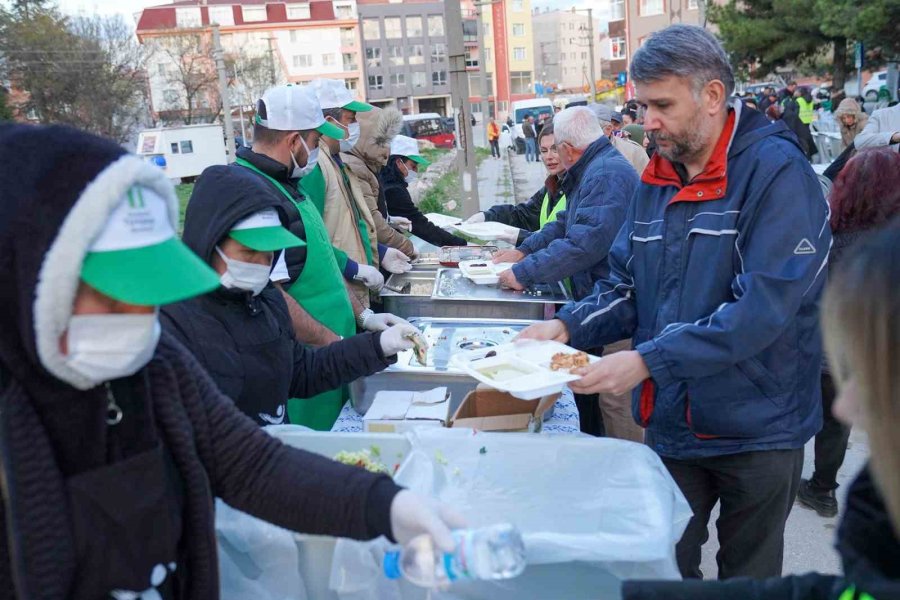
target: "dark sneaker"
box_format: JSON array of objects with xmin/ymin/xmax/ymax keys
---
[{"xmin": 797, "ymin": 478, "xmax": 838, "ymax": 518}]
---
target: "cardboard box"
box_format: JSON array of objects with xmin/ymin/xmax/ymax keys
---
[
  {"xmin": 363, "ymin": 387, "xmax": 451, "ymax": 433},
  {"xmin": 449, "ymin": 385, "xmax": 559, "ymax": 432}
]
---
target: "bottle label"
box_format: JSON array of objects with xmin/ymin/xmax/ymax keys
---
[{"xmin": 445, "ymin": 530, "xmax": 475, "ymax": 582}]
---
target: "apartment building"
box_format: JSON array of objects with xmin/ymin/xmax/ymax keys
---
[
  {"xmin": 532, "ymin": 8, "xmax": 604, "ymax": 94},
  {"xmin": 355, "ymin": 0, "xmax": 451, "ymax": 115},
  {"xmin": 136, "ymin": 0, "xmax": 365, "ymax": 120}
]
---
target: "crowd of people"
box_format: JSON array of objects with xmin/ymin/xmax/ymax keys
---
[{"xmin": 0, "ymin": 20, "xmax": 898, "ymax": 600}]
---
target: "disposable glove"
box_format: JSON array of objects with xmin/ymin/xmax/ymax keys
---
[
  {"xmin": 362, "ymin": 311, "xmax": 410, "ymax": 332},
  {"xmin": 381, "ymin": 248, "xmax": 413, "ymax": 274},
  {"xmin": 464, "ymin": 212, "xmax": 486, "ymax": 224},
  {"xmin": 379, "ymin": 323, "xmax": 426, "ymax": 357},
  {"xmin": 390, "ymin": 490, "xmax": 468, "ymax": 552},
  {"xmin": 353, "ymin": 264, "xmax": 384, "ymax": 291},
  {"xmin": 388, "ymin": 216, "xmax": 412, "ymax": 233},
  {"xmin": 495, "ymin": 224, "xmax": 521, "ymax": 246}
]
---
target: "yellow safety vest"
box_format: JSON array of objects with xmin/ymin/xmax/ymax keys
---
[
  {"xmin": 797, "ymin": 97, "xmax": 816, "ymax": 124},
  {"xmin": 539, "ymin": 192, "xmax": 567, "ymax": 228}
]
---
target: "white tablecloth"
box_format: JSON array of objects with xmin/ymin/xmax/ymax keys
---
[{"xmin": 331, "ymin": 387, "xmax": 582, "ymax": 434}]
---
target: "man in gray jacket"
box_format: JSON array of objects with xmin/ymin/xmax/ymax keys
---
[{"xmin": 855, "ymin": 103, "xmax": 900, "ymax": 151}]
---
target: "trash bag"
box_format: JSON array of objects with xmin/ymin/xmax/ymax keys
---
[{"xmin": 216, "ymin": 500, "xmax": 309, "ymax": 600}]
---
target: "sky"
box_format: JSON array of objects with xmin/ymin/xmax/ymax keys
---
[{"xmin": 57, "ymin": 0, "xmax": 167, "ymax": 22}]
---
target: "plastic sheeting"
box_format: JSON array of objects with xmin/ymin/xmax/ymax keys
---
[{"xmin": 329, "ymin": 429, "xmax": 692, "ymax": 600}]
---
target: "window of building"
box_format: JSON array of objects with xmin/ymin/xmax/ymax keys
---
[
  {"xmin": 365, "ymin": 47, "xmax": 382, "ymax": 68},
  {"xmin": 412, "ymin": 71, "xmax": 427, "ymax": 88},
  {"xmin": 208, "ymin": 5, "xmax": 233, "ymax": 26},
  {"xmin": 406, "ymin": 16, "xmax": 423, "ymax": 37},
  {"xmin": 498, "ymin": 100, "xmax": 508, "ymax": 113},
  {"xmin": 175, "ymin": 7, "xmax": 201, "ymax": 27},
  {"xmin": 342, "ymin": 52, "xmax": 357, "ymax": 71},
  {"xmin": 390, "ymin": 73, "xmax": 406, "ymax": 86},
  {"xmin": 432, "ymin": 70, "xmax": 447, "ymax": 86},
  {"xmin": 581, "ymin": 51, "xmax": 587, "ymax": 59},
  {"xmin": 289, "ymin": 30, "xmax": 298, "ymax": 43},
  {"xmin": 687, "ymin": 0, "xmax": 699, "ymax": 8},
  {"xmin": 384, "ymin": 17, "xmax": 402, "ymax": 39},
  {"xmin": 512, "ymin": 23, "xmax": 525, "ymax": 36},
  {"xmin": 389, "ymin": 45, "xmax": 404, "ymax": 66},
  {"xmin": 465, "ymin": 50, "xmax": 478, "ymax": 68},
  {"xmin": 180, "ymin": 140, "xmax": 194, "ymax": 154},
  {"xmin": 510, "ymin": 70, "xmax": 531, "ymax": 94},
  {"xmin": 345, "ymin": 78, "xmax": 358, "ymax": 91},
  {"xmin": 559, "ymin": 52, "xmax": 565, "ymax": 61},
  {"xmin": 610, "ymin": 36, "xmax": 626, "ymax": 59},
  {"xmin": 513, "ymin": 47, "xmax": 526, "ymax": 60},
  {"xmin": 170, "ymin": 142, "xmax": 179, "ymax": 154},
  {"xmin": 484, "ymin": 47, "xmax": 492, "ymax": 62},
  {"xmin": 511, "ymin": 0, "xmax": 523, "ymax": 11},
  {"xmin": 241, "ymin": 6, "xmax": 267, "ymax": 22},
  {"xmin": 362, "ymin": 18, "xmax": 380, "ymax": 40},
  {"xmin": 340, "ymin": 27, "xmax": 356, "ymax": 46},
  {"xmin": 334, "ymin": 2, "xmax": 354, "ymax": 19},
  {"xmin": 639, "ymin": 0, "xmax": 664, "ymax": 16},
  {"xmin": 484, "ymin": 22, "xmax": 490, "ymax": 35},
  {"xmin": 427, "ymin": 15, "xmax": 444, "ymax": 37},
  {"xmin": 408, "ymin": 44, "xmax": 424, "ymax": 65},
  {"xmin": 431, "ymin": 43, "xmax": 447, "ymax": 63},
  {"xmin": 322, "ymin": 53, "xmax": 336, "ymax": 66},
  {"xmin": 163, "ymin": 89, "xmax": 179, "ymax": 105},
  {"xmin": 293, "ymin": 54, "xmax": 313, "ymax": 68},
  {"xmin": 286, "ymin": 3, "xmax": 311, "ymax": 19},
  {"xmin": 468, "ymin": 72, "xmax": 493, "ymax": 92},
  {"xmin": 368, "ymin": 75, "xmax": 383, "ymax": 90},
  {"xmin": 610, "ymin": 0, "xmax": 625, "ymax": 20}
]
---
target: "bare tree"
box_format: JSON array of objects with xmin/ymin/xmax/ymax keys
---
[{"xmin": 146, "ymin": 31, "xmax": 218, "ymax": 125}]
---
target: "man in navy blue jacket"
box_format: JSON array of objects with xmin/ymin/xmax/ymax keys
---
[{"xmin": 521, "ymin": 25, "xmax": 831, "ymax": 580}]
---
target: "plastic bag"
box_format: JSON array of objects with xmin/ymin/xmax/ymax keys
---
[{"xmin": 216, "ymin": 500, "xmax": 309, "ymax": 600}]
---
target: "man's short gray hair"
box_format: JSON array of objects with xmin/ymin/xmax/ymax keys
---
[
  {"xmin": 630, "ymin": 24, "xmax": 735, "ymax": 97},
  {"xmin": 553, "ymin": 106, "xmax": 603, "ymax": 150}
]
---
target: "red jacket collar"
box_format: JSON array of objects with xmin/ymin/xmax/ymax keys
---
[{"xmin": 641, "ymin": 109, "xmax": 736, "ymax": 204}]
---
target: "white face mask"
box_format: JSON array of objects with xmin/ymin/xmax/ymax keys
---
[
  {"xmin": 339, "ymin": 122, "xmax": 361, "ymax": 152},
  {"xmin": 216, "ymin": 246, "xmax": 271, "ymax": 296},
  {"xmin": 400, "ymin": 161, "xmax": 418, "ymax": 185},
  {"xmin": 65, "ymin": 312, "xmax": 161, "ymax": 385},
  {"xmin": 291, "ymin": 134, "xmax": 319, "ymax": 179}
]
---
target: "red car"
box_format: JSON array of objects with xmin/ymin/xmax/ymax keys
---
[{"xmin": 402, "ymin": 113, "xmax": 456, "ymax": 149}]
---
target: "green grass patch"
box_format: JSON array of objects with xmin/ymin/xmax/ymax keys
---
[
  {"xmin": 175, "ymin": 183, "xmax": 194, "ymax": 232},
  {"xmin": 421, "ymin": 147, "xmax": 450, "ymax": 166}
]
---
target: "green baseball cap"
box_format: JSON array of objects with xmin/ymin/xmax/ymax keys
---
[
  {"xmin": 228, "ymin": 208, "xmax": 306, "ymax": 252},
  {"xmin": 80, "ymin": 186, "xmax": 221, "ymax": 306}
]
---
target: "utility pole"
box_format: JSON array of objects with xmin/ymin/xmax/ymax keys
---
[
  {"xmin": 266, "ymin": 35, "xmax": 278, "ymax": 85},
  {"xmin": 476, "ymin": 1, "xmax": 491, "ymax": 149},
  {"xmin": 445, "ymin": 0, "xmax": 480, "ymax": 216},
  {"xmin": 586, "ymin": 9, "xmax": 597, "ymax": 103},
  {"xmin": 212, "ymin": 25, "xmax": 235, "ymax": 163},
  {"xmin": 234, "ymin": 63, "xmax": 247, "ymax": 147}
]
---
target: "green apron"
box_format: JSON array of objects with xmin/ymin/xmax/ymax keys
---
[
  {"xmin": 236, "ymin": 158, "xmax": 355, "ymax": 430},
  {"xmin": 539, "ymin": 192, "xmax": 571, "ymax": 294},
  {"xmin": 539, "ymin": 191, "xmax": 567, "ymax": 228}
]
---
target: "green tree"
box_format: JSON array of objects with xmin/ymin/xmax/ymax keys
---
[{"xmin": 0, "ymin": 88, "xmax": 13, "ymax": 121}]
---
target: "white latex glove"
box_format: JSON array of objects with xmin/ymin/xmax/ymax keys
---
[
  {"xmin": 390, "ymin": 490, "xmax": 468, "ymax": 553},
  {"xmin": 388, "ymin": 216, "xmax": 412, "ymax": 233},
  {"xmin": 381, "ymin": 247, "xmax": 413, "ymax": 274},
  {"xmin": 379, "ymin": 323, "xmax": 426, "ymax": 356},
  {"xmin": 465, "ymin": 212, "xmax": 486, "ymax": 224},
  {"xmin": 353, "ymin": 264, "xmax": 384, "ymax": 291},
  {"xmin": 362, "ymin": 311, "xmax": 410, "ymax": 332},
  {"xmin": 496, "ymin": 224, "xmax": 521, "ymax": 246}
]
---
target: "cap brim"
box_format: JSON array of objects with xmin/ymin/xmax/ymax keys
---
[
  {"xmin": 230, "ymin": 226, "xmax": 306, "ymax": 251},
  {"xmin": 317, "ymin": 119, "xmax": 347, "ymax": 139},
  {"xmin": 409, "ymin": 155, "xmax": 431, "ymax": 167},
  {"xmin": 344, "ymin": 100, "xmax": 373, "ymax": 112},
  {"xmin": 81, "ymin": 237, "xmax": 221, "ymax": 306}
]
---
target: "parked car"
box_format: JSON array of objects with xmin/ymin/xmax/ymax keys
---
[
  {"xmin": 862, "ymin": 70, "xmax": 898, "ymax": 100},
  {"xmin": 509, "ymin": 98, "xmax": 554, "ymax": 155},
  {"xmin": 401, "ymin": 113, "xmax": 456, "ymax": 149}
]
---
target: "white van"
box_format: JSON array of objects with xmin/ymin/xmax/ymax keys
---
[{"xmin": 510, "ymin": 98, "xmax": 554, "ymax": 152}]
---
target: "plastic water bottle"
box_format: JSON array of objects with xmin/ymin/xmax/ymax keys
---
[{"xmin": 383, "ymin": 523, "xmax": 526, "ymax": 587}]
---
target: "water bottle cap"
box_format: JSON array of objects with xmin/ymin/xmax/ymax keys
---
[{"xmin": 383, "ymin": 551, "xmax": 402, "ymax": 580}]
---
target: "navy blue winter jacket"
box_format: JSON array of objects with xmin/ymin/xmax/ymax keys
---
[
  {"xmin": 513, "ymin": 136, "xmax": 639, "ymax": 300},
  {"xmin": 557, "ymin": 102, "xmax": 831, "ymax": 459}
]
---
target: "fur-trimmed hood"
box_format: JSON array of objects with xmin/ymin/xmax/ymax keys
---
[
  {"xmin": 0, "ymin": 123, "xmax": 180, "ymax": 393},
  {"xmin": 346, "ymin": 106, "xmax": 403, "ymax": 173}
]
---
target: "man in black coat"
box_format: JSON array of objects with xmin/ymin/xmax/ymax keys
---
[{"xmin": 162, "ymin": 165, "xmax": 423, "ymax": 426}]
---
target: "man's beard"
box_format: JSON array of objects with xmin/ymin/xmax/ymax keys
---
[{"xmin": 654, "ymin": 112, "xmax": 710, "ymax": 164}]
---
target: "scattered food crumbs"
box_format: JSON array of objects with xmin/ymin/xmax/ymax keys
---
[
  {"xmin": 435, "ymin": 450, "xmax": 448, "ymax": 466},
  {"xmin": 479, "ymin": 446, "xmax": 487, "ymax": 455}
]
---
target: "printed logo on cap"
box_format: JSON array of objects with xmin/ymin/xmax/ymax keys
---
[{"xmin": 89, "ymin": 186, "xmax": 175, "ymax": 253}]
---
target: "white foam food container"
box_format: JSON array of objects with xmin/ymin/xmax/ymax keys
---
[
  {"xmin": 424, "ymin": 212, "xmax": 462, "ymax": 228},
  {"xmin": 450, "ymin": 340, "xmax": 600, "ymax": 399},
  {"xmin": 452, "ymin": 221, "xmax": 515, "ymax": 240},
  {"xmin": 458, "ymin": 259, "xmax": 516, "ymax": 285}
]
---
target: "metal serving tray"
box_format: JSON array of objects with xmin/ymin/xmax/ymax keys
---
[{"xmin": 349, "ymin": 317, "xmax": 538, "ymax": 415}]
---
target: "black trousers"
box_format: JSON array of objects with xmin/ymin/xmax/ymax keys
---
[
  {"xmin": 811, "ymin": 373, "xmax": 851, "ymax": 490},
  {"xmin": 489, "ymin": 139, "xmax": 500, "ymax": 158},
  {"xmin": 573, "ymin": 393, "xmax": 604, "ymax": 436},
  {"xmin": 663, "ymin": 448, "xmax": 804, "ymax": 580}
]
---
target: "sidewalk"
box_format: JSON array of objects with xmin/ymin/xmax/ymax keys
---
[{"xmin": 476, "ymin": 148, "xmax": 549, "ymax": 213}]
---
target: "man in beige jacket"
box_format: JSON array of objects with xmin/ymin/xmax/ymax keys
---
[
  {"xmin": 341, "ymin": 106, "xmax": 416, "ymax": 258},
  {"xmin": 310, "ymin": 80, "xmax": 412, "ymax": 308},
  {"xmin": 590, "ymin": 104, "xmax": 650, "ymax": 175}
]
